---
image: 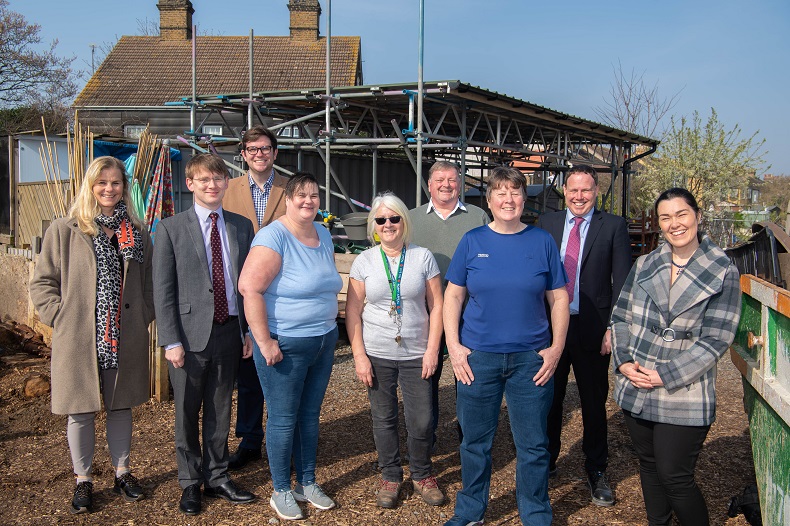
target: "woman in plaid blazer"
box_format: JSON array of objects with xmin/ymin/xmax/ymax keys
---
[{"xmin": 610, "ymin": 188, "xmax": 741, "ymax": 526}]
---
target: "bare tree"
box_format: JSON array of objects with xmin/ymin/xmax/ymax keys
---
[
  {"xmin": 0, "ymin": 0, "xmax": 77, "ymax": 109},
  {"xmin": 80, "ymin": 39, "xmax": 118, "ymax": 81},
  {"xmin": 136, "ymin": 17, "xmax": 160, "ymax": 36},
  {"xmin": 594, "ymin": 61, "xmax": 683, "ymax": 139}
]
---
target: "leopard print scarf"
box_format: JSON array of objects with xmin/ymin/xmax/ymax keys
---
[{"xmin": 93, "ymin": 201, "xmax": 144, "ymax": 370}]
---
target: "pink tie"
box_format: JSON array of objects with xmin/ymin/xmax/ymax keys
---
[
  {"xmin": 210, "ymin": 212, "xmax": 229, "ymax": 324},
  {"xmin": 564, "ymin": 216, "xmax": 584, "ymax": 302}
]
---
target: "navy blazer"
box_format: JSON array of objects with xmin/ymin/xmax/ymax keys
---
[
  {"xmin": 153, "ymin": 206, "xmax": 255, "ymax": 352},
  {"xmin": 537, "ymin": 208, "xmax": 632, "ymax": 347}
]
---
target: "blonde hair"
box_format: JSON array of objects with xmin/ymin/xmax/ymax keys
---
[
  {"xmin": 69, "ymin": 156, "xmax": 143, "ymax": 236},
  {"xmin": 367, "ymin": 192, "xmax": 412, "ymax": 246}
]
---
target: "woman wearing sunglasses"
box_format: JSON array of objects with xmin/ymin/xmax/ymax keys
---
[{"xmin": 346, "ymin": 192, "xmax": 445, "ymax": 509}]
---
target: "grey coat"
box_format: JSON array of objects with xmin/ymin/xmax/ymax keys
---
[
  {"xmin": 153, "ymin": 207, "xmax": 254, "ymax": 352},
  {"xmin": 29, "ymin": 217, "xmax": 155, "ymax": 415},
  {"xmin": 610, "ymin": 235, "xmax": 741, "ymax": 426}
]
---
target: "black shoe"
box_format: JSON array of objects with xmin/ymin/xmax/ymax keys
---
[
  {"xmin": 588, "ymin": 471, "xmax": 615, "ymax": 507},
  {"xmin": 113, "ymin": 472, "xmax": 145, "ymax": 502},
  {"xmin": 70, "ymin": 481, "xmax": 93, "ymax": 515},
  {"xmin": 179, "ymin": 484, "xmax": 202, "ymax": 515},
  {"xmin": 204, "ymin": 480, "xmax": 255, "ymax": 504},
  {"xmin": 228, "ymin": 446, "xmax": 262, "ymax": 470}
]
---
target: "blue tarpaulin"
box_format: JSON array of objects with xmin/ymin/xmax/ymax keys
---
[{"xmin": 92, "ymin": 140, "xmax": 182, "ymax": 161}]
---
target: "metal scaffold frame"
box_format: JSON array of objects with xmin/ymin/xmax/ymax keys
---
[{"xmin": 168, "ymin": 79, "xmax": 659, "ymax": 215}]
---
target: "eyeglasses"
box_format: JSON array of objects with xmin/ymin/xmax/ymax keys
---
[
  {"xmin": 191, "ymin": 176, "xmax": 227, "ymax": 186},
  {"xmin": 244, "ymin": 145, "xmax": 274, "ymax": 155},
  {"xmin": 374, "ymin": 215, "xmax": 401, "ymax": 225}
]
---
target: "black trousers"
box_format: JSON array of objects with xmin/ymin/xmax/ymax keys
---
[
  {"xmin": 235, "ymin": 355, "xmax": 265, "ymax": 450},
  {"xmin": 547, "ymin": 315, "xmax": 610, "ymax": 473},
  {"xmin": 623, "ymin": 411, "xmax": 710, "ymax": 526},
  {"xmin": 169, "ymin": 319, "xmax": 242, "ymax": 489}
]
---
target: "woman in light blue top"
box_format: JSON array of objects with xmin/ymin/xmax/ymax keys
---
[{"xmin": 238, "ymin": 173, "xmax": 342, "ymax": 521}]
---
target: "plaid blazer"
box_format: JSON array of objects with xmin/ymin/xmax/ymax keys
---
[{"xmin": 610, "ymin": 236, "xmax": 741, "ymax": 426}]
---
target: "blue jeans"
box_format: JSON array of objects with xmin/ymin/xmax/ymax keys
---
[
  {"xmin": 367, "ymin": 356, "xmax": 433, "ymax": 482},
  {"xmin": 447, "ymin": 349, "xmax": 554, "ymax": 526},
  {"xmin": 252, "ymin": 326, "xmax": 338, "ymax": 492}
]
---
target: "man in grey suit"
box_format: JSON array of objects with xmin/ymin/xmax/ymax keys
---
[{"xmin": 154, "ymin": 153, "xmax": 256, "ymax": 515}]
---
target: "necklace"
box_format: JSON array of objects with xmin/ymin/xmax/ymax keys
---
[
  {"xmin": 380, "ymin": 246, "xmax": 406, "ymax": 347},
  {"xmin": 671, "ymin": 260, "xmax": 688, "ymax": 276}
]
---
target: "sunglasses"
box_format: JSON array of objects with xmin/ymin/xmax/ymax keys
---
[{"xmin": 374, "ymin": 215, "xmax": 402, "ymax": 225}]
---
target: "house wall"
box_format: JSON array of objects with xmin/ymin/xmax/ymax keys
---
[{"xmin": 77, "ymin": 108, "xmax": 249, "ymax": 139}]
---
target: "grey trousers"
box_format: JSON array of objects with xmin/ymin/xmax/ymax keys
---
[
  {"xmin": 168, "ymin": 320, "xmax": 241, "ymax": 489},
  {"xmin": 66, "ymin": 368, "xmax": 132, "ymax": 478},
  {"xmin": 367, "ymin": 355, "xmax": 433, "ymax": 482}
]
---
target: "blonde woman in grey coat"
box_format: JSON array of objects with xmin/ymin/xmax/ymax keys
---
[
  {"xmin": 30, "ymin": 156, "xmax": 154, "ymax": 514},
  {"xmin": 610, "ymin": 187, "xmax": 741, "ymax": 526}
]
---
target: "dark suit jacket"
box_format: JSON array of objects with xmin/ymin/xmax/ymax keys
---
[
  {"xmin": 222, "ymin": 172, "xmax": 288, "ymax": 233},
  {"xmin": 153, "ymin": 206, "xmax": 255, "ymax": 352},
  {"xmin": 537, "ymin": 209, "xmax": 632, "ymax": 348}
]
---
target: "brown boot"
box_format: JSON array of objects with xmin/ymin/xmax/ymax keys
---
[
  {"xmin": 376, "ymin": 479, "xmax": 401, "ymax": 508},
  {"xmin": 412, "ymin": 476, "xmax": 445, "ymax": 506}
]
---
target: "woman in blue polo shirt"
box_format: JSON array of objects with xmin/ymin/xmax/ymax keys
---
[{"xmin": 442, "ymin": 166, "xmax": 570, "ymax": 526}]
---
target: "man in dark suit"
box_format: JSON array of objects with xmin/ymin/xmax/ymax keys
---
[
  {"xmin": 537, "ymin": 164, "xmax": 632, "ymax": 507},
  {"xmin": 154, "ymin": 153, "xmax": 256, "ymax": 515},
  {"xmin": 222, "ymin": 126, "xmax": 287, "ymax": 470}
]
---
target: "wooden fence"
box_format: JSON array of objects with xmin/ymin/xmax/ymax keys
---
[{"xmin": 17, "ymin": 182, "xmax": 67, "ymax": 248}]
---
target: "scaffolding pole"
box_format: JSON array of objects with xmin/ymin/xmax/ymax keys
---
[
  {"xmin": 248, "ymin": 29, "xmax": 253, "ymax": 130},
  {"xmin": 191, "ymin": 24, "xmax": 197, "ymax": 133},
  {"xmin": 324, "ymin": 0, "xmax": 332, "ymax": 209},
  {"xmin": 416, "ymin": 0, "xmax": 425, "ymax": 206}
]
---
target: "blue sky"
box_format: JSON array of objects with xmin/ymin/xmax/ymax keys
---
[{"xmin": 13, "ymin": 0, "xmax": 790, "ymax": 174}]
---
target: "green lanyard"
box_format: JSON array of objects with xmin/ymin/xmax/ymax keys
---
[{"xmin": 380, "ymin": 245, "xmax": 406, "ymax": 316}]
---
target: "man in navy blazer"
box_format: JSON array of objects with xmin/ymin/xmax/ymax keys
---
[
  {"xmin": 536, "ymin": 164, "xmax": 632, "ymax": 507},
  {"xmin": 154, "ymin": 154, "xmax": 256, "ymax": 515}
]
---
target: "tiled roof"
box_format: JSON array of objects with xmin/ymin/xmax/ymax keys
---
[{"xmin": 74, "ymin": 35, "xmax": 362, "ymax": 107}]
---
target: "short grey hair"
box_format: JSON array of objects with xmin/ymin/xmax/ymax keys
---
[{"xmin": 367, "ymin": 192, "xmax": 412, "ymax": 246}]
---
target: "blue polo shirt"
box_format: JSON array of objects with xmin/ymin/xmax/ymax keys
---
[{"xmin": 446, "ymin": 225, "xmax": 567, "ymax": 353}]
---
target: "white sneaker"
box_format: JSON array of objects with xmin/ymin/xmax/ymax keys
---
[
  {"xmin": 294, "ymin": 482, "xmax": 336, "ymax": 510},
  {"xmin": 269, "ymin": 490, "xmax": 304, "ymax": 520}
]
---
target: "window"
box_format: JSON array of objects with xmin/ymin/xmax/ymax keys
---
[
  {"xmin": 277, "ymin": 126, "xmax": 300, "ymax": 138},
  {"xmin": 202, "ymin": 125, "xmax": 223, "ymax": 136},
  {"xmin": 124, "ymin": 125, "xmax": 147, "ymax": 139}
]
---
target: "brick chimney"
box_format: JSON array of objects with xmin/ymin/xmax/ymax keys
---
[
  {"xmin": 288, "ymin": 0, "xmax": 321, "ymax": 41},
  {"xmin": 157, "ymin": 0, "xmax": 194, "ymax": 40}
]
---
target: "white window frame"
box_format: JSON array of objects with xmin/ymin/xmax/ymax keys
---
[{"xmin": 124, "ymin": 125, "xmax": 147, "ymax": 139}]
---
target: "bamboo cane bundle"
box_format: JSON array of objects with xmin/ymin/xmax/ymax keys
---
[
  {"xmin": 37, "ymin": 114, "xmax": 96, "ymax": 218},
  {"xmin": 69, "ymin": 118, "xmax": 93, "ymax": 197},
  {"xmin": 132, "ymin": 126, "xmax": 160, "ymax": 197},
  {"xmin": 38, "ymin": 146, "xmax": 63, "ymax": 219},
  {"xmin": 39, "ymin": 117, "xmax": 67, "ymax": 218}
]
